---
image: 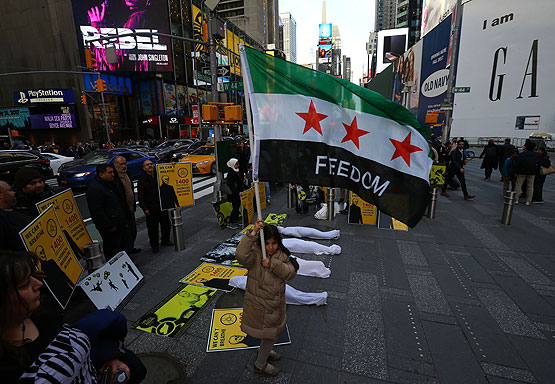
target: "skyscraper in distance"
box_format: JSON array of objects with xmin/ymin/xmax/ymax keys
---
[{"xmin": 279, "ymin": 12, "xmax": 297, "ymax": 63}]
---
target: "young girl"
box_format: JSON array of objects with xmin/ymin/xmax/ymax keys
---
[{"xmin": 235, "ymin": 219, "xmax": 298, "ymax": 376}]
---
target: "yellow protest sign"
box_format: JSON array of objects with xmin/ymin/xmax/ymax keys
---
[
  {"xmin": 207, "ymin": 308, "xmax": 291, "ymax": 352},
  {"xmin": 264, "ymin": 213, "xmax": 288, "ymax": 225},
  {"xmin": 157, "ymin": 163, "xmax": 194, "ymax": 210},
  {"xmin": 348, "ymin": 192, "xmax": 377, "ymax": 225},
  {"xmin": 377, "ymin": 211, "xmax": 409, "ymax": 231},
  {"xmin": 179, "ymin": 262, "xmax": 248, "ymax": 292},
  {"xmin": 133, "ymin": 284, "xmax": 217, "ymax": 338},
  {"xmin": 430, "ymin": 165, "xmax": 446, "ymax": 186},
  {"xmin": 240, "ymin": 187, "xmax": 255, "ymax": 224},
  {"xmin": 19, "ymin": 206, "xmax": 83, "ymax": 308},
  {"xmin": 257, "ymin": 182, "xmax": 266, "ymax": 210},
  {"xmin": 36, "ymin": 189, "xmax": 91, "ymax": 259}
]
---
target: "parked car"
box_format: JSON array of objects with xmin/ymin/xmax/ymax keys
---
[
  {"xmin": 148, "ymin": 139, "xmax": 194, "ymax": 162},
  {"xmin": 171, "ymin": 140, "xmax": 207, "ymax": 162},
  {"xmin": 40, "ymin": 153, "xmax": 75, "ymax": 174},
  {"xmin": 0, "ymin": 150, "xmax": 54, "ymax": 185},
  {"xmin": 179, "ymin": 145, "xmax": 216, "ymax": 175},
  {"xmin": 57, "ymin": 149, "xmax": 156, "ymax": 188}
]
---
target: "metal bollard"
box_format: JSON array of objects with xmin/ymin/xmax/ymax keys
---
[
  {"xmin": 427, "ymin": 188, "xmax": 439, "ymax": 219},
  {"xmin": 501, "ymin": 191, "xmax": 516, "ymax": 225},
  {"xmin": 287, "ymin": 184, "xmax": 294, "ymax": 209},
  {"xmin": 83, "ymin": 241, "xmax": 105, "ymax": 273},
  {"xmin": 170, "ymin": 208, "xmax": 185, "ymax": 251},
  {"xmin": 326, "ymin": 188, "xmax": 335, "ymax": 221}
]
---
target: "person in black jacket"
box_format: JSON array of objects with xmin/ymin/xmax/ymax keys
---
[
  {"xmin": 137, "ymin": 160, "xmax": 172, "ymax": 253},
  {"xmin": 0, "ymin": 181, "xmax": 32, "ymax": 251},
  {"xmin": 514, "ymin": 141, "xmax": 540, "ymax": 206},
  {"xmin": 13, "ymin": 167, "xmax": 54, "ymax": 219},
  {"xmin": 532, "ymin": 147, "xmax": 550, "ymax": 204},
  {"xmin": 498, "ymin": 138, "xmax": 516, "ymax": 180},
  {"xmin": 441, "ymin": 139, "xmax": 475, "ymax": 200},
  {"xmin": 479, "ymin": 139, "xmax": 499, "ymax": 180},
  {"xmin": 226, "ymin": 158, "xmax": 244, "ymax": 229},
  {"xmin": 86, "ymin": 164, "xmax": 129, "ymax": 259}
]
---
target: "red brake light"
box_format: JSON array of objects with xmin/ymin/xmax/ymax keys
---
[{"xmin": 40, "ymin": 159, "xmax": 50, "ymax": 165}]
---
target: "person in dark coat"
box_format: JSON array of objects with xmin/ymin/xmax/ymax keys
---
[
  {"xmin": 237, "ymin": 141, "xmax": 250, "ymax": 180},
  {"xmin": 226, "ymin": 158, "xmax": 243, "ymax": 228},
  {"xmin": 501, "ymin": 149, "xmax": 519, "ymax": 196},
  {"xmin": 514, "ymin": 141, "xmax": 540, "ymax": 205},
  {"xmin": 479, "ymin": 139, "xmax": 499, "ymax": 180},
  {"xmin": 498, "ymin": 138, "xmax": 516, "ymax": 180},
  {"xmin": 0, "ymin": 181, "xmax": 32, "ymax": 251},
  {"xmin": 138, "ymin": 160, "xmax": 172, "ymax": 253},
  {"xmin": 441, "ymin": 139, "xmax": 475, "ymax": 200},
  {"xmin": 113, "ymin": 156, "xmax": 141, "ymax": 255},
  {"xmin": 532, "ymin": 147, "xmax": 550, "ymax": 204},
  {"xmin": 86, "ymin": 164, "xmax": 129, "ymax": 259},
  {"xmin": 13, "ymin": 167, "xmax": 54, "ymax": 219}
]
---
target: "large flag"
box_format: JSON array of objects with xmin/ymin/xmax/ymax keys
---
[{"xmin": 240, "ymin": 46, "xmax": 432, "ymax": 227}]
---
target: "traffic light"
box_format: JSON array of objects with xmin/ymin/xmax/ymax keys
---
[
  {"xmin": 224, "ymin": 105, "xmax": 242, "ymax": 121},
  {"xmin": 84, "ymin": 48, "xmax": 97, "ymax": 69},
  {"xmin": 95, "ymin": 78, "xmax": 107, "ymax": 92},
  {"xmin": 81, "ymin": 94, "xmax": 87, "ymax": 104},
  {"xmin": 202, "ymin": 105, "xmax": 218, "ymax": 121}
]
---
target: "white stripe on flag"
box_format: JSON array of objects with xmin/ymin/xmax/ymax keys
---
[{"xmin": 250, "ymin": 93, "xmax": 432, "ymax": 182}]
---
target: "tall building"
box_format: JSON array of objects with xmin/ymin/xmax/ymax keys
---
[
  {"xmin": 375, "ymin": 0, "xmax": 397, "ymax": 31},
  {"xmin": 331, "ymin": 25, "xmax": 342, "ymax": 77},
  {"xmin": 217, "ymin": 0, "xmax": 281, "ymax": 48},
  {"xmin": 366, "ymin": 32, "xmax": 378, "ymax": 79},
  {"xmin": 342, "ymin": 56, "xmax": 352, "ymax": 82},
  {"xmin": 396, "ymin": 0, "xmax": 422, "ymax": 47},
  {"xmin": 279, "ymin": 12, "xmax": 297, "ymax": 63}
]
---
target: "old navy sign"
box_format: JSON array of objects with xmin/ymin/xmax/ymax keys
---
[
  {"xmin": 84, "ymin": 74, "xmax": 132, "ymax": 95},
  {"xmin": 15, "ymin": 89, "xmax": 74, "ymax": 105}
]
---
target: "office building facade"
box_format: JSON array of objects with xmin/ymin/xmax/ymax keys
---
[{"xmin": 279, "ymin": 12, "xmax": 297, "ymax": 62}]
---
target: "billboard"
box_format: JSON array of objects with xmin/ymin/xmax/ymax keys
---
[
  {"xmin": 421, "ymin": 0, "xmax": 457, "ymax": 37},
  {"xmin": 28, "ymin": 105, "xmax": 78, "ymax": 129},
  {"xmin": 417, "ymin": 16, "xmax": 452, "ymax": 128},
  {"xmin": 72, "ymin": 0, "xmax": 173, "ymax": 71},
  {"xmin": 376, "ymin": 28, "xmax": 408, "ymax": 74},
  {"xmin": 319, "ymin": 23, "xmax": 332, "ymax": 38},
  {"xmin": 15, "ymin": 89, "xmax": 74, "ymax": 105},
  {"xmin": 451, "ymin": 0, "xmax": 555, "ymax": 139},
  {"xmin": 392, "ymin": 40, "xmax": 422, "ymax": 116},
  {"xmin": 318, "ymin": 44, "xmax": 332, "ymax": 64},
  {"xmin": 0, "ymin": 108, "xmax": 31, "ymax": 131}
]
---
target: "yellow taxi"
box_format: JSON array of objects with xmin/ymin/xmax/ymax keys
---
[{"xmin": 180, "ymin": 145, "xmax": 216, "ymax": 175}]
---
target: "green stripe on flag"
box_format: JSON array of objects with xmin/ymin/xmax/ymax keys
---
[{"xmin": 244, "ymin": 46, "xmax": 429, "ymax": 142}]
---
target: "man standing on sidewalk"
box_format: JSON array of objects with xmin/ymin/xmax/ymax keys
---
[
  {"xmin": 113, "ymin": 156, "xmax": 141, "ymax": 255},
  {"xmin": 441, "ymin": 139, "xmax": 476, "ymax": 200},
  {"xmin": 86, "ymin": 164, "xmax": 129, "ymax": 259},
  {"xmin": 514, "ymin": 141, "xmax": 540, "ymax": 206},
  {"xmin": 138, "ymin": 160, "xmax": 172, "ymax": 253},
  {"xmin": 13, "ymin": 167, "xmax": 54, "ymax": 218}
]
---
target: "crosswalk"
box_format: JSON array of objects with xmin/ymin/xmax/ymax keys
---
[{"xmin": 45, "ymin": 175, "xmax": 217, "ymax": 201}]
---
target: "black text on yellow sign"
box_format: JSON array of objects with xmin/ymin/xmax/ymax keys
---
[
  {"xmin": 36, "ymin": 189, "xmax": 92, "ymax": 259},
  {"xmin": 348, "ymin": 191, "xmax": 377, "ymax": 225},
  {"xmin": 19, "ymin": 206, "xmax": 83, "ymax": 308},
  {"xmin": 430, "ymin": 165, "xmax": 446, "ymax": 186},
  {"xmin": 157, "ymin": 162, "xmax": 194, "ymax": 210},
  {"xmin": 179, "ymin": 262, "xmax": 248, "ymax": 292},
  {"xmin": 240, "ymin": 183, "xmax": 267, "ymax": 224}
]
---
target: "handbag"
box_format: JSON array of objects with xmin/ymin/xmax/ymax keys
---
[
  {"xmin": 220, "ymin": 180, "xmax": 233, "ymax": 195},
  {"xmin": 540, "ymin": 164, "xmax": 555, "ymax": 176}
]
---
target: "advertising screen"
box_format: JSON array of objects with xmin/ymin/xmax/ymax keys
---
[
  {"xmin": 319, "ymin": 23, "xmax": 332, "ymax": 38},
  {"xmin": 72, "ymin": 0, "xmax": 173, "ymax": 72},
  {"xmin": 376, "ymin": 28, "xmax": 408, "ymax": 74},
  {"xmin": 29, "ymin": 104, "xmax": 77, "ymax": 129},
  {"xmin": 0, "ymin": 108, "xmax": 31, "ymax": 131},
  {"xmin": 318, "ymin": 44, "xmax": 332, "ymax": 64}
]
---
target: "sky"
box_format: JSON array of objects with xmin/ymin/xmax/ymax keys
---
[{"xmin": 278, "ymin": 0, "xmax": 376, "ymax": 84}]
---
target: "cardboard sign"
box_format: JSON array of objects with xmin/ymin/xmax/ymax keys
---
[
  {"xmin": 430, "ymin": 165, "xmax": 446, "ymax": 186},
  {"xmin": 207, "ymin": 308, "xmax": 291, "ymax": 352},
  {"xmin": 78, "ymin": 251, "xmax": 143, "ymax": 310},
  {"xmin": 257, "ymin": 182, "xmax": 267, "ymax": 210},
  {"xmin": 213, "ymin": 201, "xmax": 235, "ymax": 229},
  {"xmin": 179, "ymin": 262, "xmax": 248, "ymax": 292},
  {"xmin": 377, "ymin": 211, "xmax": 409, "ymax": 231},
  {"xmin": 19, "ymin": 206, "xmax": 83, "ymax": 308},
  {"xmin": 348, "ymin": 192, "xmax": 377, "ymax": 225},
  {"xmin": 240, "ymin": 187, "xmax": 255, "ymax": 224},
  {"xmin": 157, "ymin": 162, "xmax": 194, "ymax": 210},
  {"xmin": 133, "ymin": 284, "xmax": 217, "ymax": 338},
  {"xmin": 264, "ymin": 213, "xmax": 288, "ymax": 225},
  {"xmin": 36, "ymin": 188, "xmax": 92, "ymax": 259}
]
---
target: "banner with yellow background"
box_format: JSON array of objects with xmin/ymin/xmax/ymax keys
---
[
  {"xmin": 19, "ymin": 206, "xmax": 83, "ymax": 308},
  {"xmin": 157, "ymin": 163, "xmax": 194, "ymax": 210},
  {"xmin": 348, "ymin": 191, "xmax": 377, "ymax": 225},
  {"xmin": 180, "ymin": 262, "xmax": 247, "ymax": 292}
]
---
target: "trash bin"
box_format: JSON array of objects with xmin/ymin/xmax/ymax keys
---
[{"xmin": 83, "ymin": 242, "xmax": 105, "ymax": 272}]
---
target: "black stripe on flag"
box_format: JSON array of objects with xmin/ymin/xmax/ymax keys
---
[{"xmin": 257, "ymin": 139, "xmax": 429, "ymax": 227}]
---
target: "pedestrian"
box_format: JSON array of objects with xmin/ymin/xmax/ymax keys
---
[
  {"xmin": 113, "ymin": 156, "xmax": 141, "ymax": 255},
  {"xmin": 225, "ymin": 158, "xmax": 243, "ymax": 229},
  {"xmin": 86, "ymin": 164, "xmax": 129, "ymax": 259},
  {"xmin": 498, "ymin": 138, "xmax": 515, "ymax": 180},
  {"xmin": 13, "ymin": 167, "xmax": 54, "ymax": 219},
  {"xmin": 501, "ymin": 149, "xmax": 519, "ymax": 196},
  {"xmin": 479, "ymin": 139, "xmax": 499, "ymax": 180},
  {"xmin": 237, "ymin": 141, "xmax": 250, "ymax": 180},
  {"xmin": 441, "ymin": 139, "xmax": 476, "ymax": 200},
  {"xmin": 532, "ymin": 147, "xmax": 550, "ymax": 204},
  {"xmin": 0, "ymin": 181, "xmax": 32, "ymax": 251},
  {"xmin": 514, "ymin": 141, "xmax": 540, "ymax": 206},
  {"xmin": 137, "ymin": 160, "xmax": 172, "ymax": 253},
  {"xmin": 235, "ymin": 219, "xmax": 298, "ymax": 376}
]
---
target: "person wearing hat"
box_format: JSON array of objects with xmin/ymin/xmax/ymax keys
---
[
  {"xmin": 13, "ymin": 167, "xmax": 54, "ymax": 219},
  {"xmin": 226, "ymin": 158, "xmax": 244, "ymax": 229}
]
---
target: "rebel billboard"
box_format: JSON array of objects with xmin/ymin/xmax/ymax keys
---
[{"xmin": 71, "ymin": 0, "xmax": 173, "ymax": 72}]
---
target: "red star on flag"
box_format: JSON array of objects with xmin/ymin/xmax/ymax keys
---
[
  {"xmin": 389, "ymin": 132, "xmax": 423, "ymax": 167},
  {"xmin": 296, "ymin": 100, "xmax": 328, "ymax": 135},
  {"xmin": 341, "ymin": 117, "xmax": 369, "ymax": 149}
]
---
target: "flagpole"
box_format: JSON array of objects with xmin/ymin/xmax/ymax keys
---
[{"xmin": 241, "ymin": 46, "xmax": 267, "ymax": 259}]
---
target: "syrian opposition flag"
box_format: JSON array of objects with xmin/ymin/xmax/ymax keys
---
[{"xmin": 240, "ymin": 46, "xmax": 432, "ymax": 228}]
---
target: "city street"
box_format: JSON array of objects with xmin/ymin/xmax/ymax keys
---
[{"xmin": 84, "ymin": 156, "xmax": 555, "ymax": 383}]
